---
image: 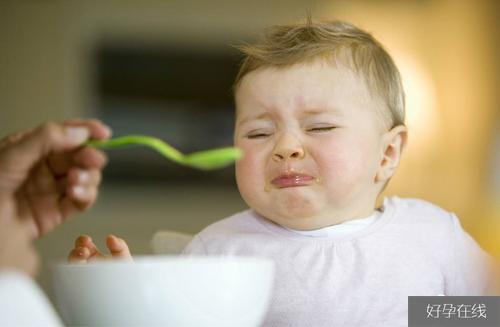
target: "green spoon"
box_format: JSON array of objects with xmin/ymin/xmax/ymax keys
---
[{"xmin": 85, "ymin": 135, "xmax": 243, "ymax": 171}]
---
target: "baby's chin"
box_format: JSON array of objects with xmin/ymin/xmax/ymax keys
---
[
  {"xmin": 264, "ymin": 211, "xmax": 329, "ymax": 230},
  {"xmin": 255, "ymin": 199, "xmax": 326, "ymax": 229},
  {"xmin": 247, "ymin": 182, "xmax": 320, "ymax": 209}
]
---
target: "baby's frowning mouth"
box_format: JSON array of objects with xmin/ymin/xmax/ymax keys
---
[{"xmin": 271, "ymin": 173, "xmax": 315, "ymax": 188}]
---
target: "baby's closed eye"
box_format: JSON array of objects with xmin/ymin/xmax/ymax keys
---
[
  {"xmin": 307, "ymin": 126, "xmax": 336, "ymax": 132},
  {"xmin": 247, "ymin": 126, "xmax": 336, "ymax": 139},
  {"xmin": 247, "ymin": 132, "xmax": 272, "ymax": 139}
]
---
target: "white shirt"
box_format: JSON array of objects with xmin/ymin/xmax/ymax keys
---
[
  {"xmin": 282, "ymin": 210, "xmax": 382, "ymax": 237},
  {"xmin": 182, "ymin": 196, "xmax": 499, "ymax": 326},
  {"xmin": 0, "ymin": 270, "xmax": 63, "ymax": 326}
]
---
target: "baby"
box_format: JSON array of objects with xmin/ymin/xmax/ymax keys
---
[{"xmin": 69, "ymin": 17, "xmax": 498, "ymax": 326}]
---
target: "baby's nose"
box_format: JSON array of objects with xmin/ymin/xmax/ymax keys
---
[
  {"xmin": 272, "ymin": 143, "xmax": 305, "ymax": 162},
  {"xmin": 272, "ymin": 132, "xmax": 306, "ymax": 162}
]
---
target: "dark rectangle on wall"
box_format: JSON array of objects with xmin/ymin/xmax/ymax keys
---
[{"xmin": 93, "ymin": 45, "xmax": 242, "ymax": 184}]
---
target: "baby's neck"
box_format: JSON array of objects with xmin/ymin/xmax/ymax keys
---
[{"xmin": 281, "ymin": 209, "xmax": 382, "ymax": 238}]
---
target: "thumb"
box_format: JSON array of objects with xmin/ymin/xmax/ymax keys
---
[
  {"xmin": 106, "ymin": 235, "xmax": 133, "ymax": 260},
  {"xmin": 0, "ymin": 123, "xmax": 89, "ymax": 189}
]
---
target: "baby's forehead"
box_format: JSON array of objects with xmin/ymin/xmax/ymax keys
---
[
  {"xmin": 236, "ymin": 63, "xmax": 372, "ymax": 110},
  {"xmin": 245, "ymin": 60, "xmax": 359, "ymax": 83},
  {"xmin": 239, "ymin": 61, "xmax": 371, "ymax": 100}
]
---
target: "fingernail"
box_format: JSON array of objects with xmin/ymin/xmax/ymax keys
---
[
  {"xmin": 78, "ymin": 171, "xmax": 90, "ymax": 183},
  {"xmin": 73, "ymin": 186, "xmax": 86, "ymax": 196},
  {"xmin": 65, "ymin": 127, "xmax": 90, "ymax": 143}
]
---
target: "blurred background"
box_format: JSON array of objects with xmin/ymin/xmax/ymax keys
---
[{"xmin": 0, "ymin": 0, "xmax": 499, "ymax": 299}]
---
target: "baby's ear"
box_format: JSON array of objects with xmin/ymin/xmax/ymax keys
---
[{"xmin": 376, "ymin": 125, "xmax": 408, "ymax": 182}]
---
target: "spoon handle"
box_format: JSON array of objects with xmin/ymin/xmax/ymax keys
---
[
  {"xmin": 86, "ymin": 136, "xmax": 184, "ymax": 163},
  {"xmin": 85, "ymin": 135, "xmax": 242, "ymax": 170}
]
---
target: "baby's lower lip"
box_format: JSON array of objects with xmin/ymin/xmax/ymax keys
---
[{"xmin": 271, "ymin": 177, "xmax": 314, "ymax": 188}]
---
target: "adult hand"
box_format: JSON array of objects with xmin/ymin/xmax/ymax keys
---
[
  {"xmin": 0, "ymin": 119, "xmax": 111, "ymax": 241},
  {"xmin": 0, "ymin": 200, "xmax": 38, "ymax": 276}
]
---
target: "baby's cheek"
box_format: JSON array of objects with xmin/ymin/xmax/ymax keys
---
[
  {"xmin": 321, "ymin": 148, "xmax": 369, "ymax": 199},
  {"xmin": 235, "ymin": 151, "xmax": 263, "ymax": 198}
]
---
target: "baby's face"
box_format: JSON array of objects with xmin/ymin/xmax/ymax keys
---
[{"xmin": 234, "ymin": 61, "xmax": 389, "ymax": 230}]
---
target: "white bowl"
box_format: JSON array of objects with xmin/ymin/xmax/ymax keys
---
[{"xmin": 51, "ymin": 256, "xmax": 274, "ymax": 326}]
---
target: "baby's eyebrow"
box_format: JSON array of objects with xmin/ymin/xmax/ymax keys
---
[
  {"xmin": 237, "ymin": 112, "xmax": 274, "ymax": 126},
  {"xmin": 298, "ymin": 108, "xmax": 341, "ymax": 119},
  {"xmin": 237, "ymin": 108, "xmax": 341, "ymax": 126}
]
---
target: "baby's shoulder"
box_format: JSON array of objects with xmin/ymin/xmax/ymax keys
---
[
  {"xmin": 391, "ymin": 196, "xmax": 451, "ymax": 215},
  {"xmin": 387, "ymin": 196, "xmax": 457, "ymax": 229},
  {"xmin": 382, "ymin": 197, "xmax": 462, "ymax": 259}
]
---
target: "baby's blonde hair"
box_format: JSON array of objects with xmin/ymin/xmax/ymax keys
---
[{"xmin": 233, "ymin": 15, "xmax": 405, "ymax": 128}]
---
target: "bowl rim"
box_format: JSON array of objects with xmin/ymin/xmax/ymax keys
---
[{"xmin": 51, "ymin": 255, "xmax": 275, "ymax": 269}]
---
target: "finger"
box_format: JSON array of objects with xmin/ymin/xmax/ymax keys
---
[
  {"xmin": 74, "ymin": 235, "xmax": 106, "ymax": 259},
  {"xmin": 74, "ymin": 235, "xmax": 93, "ymax": 248},
  {"xmin": 106, "ymin": 235, "xmax": 132, "ymax": 260},
  {"xmin": 47, "ymin": 138, "xmax": 108, "ymax": 177},
  {"xmin": 52, "ymin": 179, "xmax": 99, "ymax": 219},
  {"xmin": 67, "ymin": 168, "xmax": 102, "ymax": 188},
  {"xmin": 54, "ymin": 168, "xmax": 102, "ymax": 216},
  {"xmin": 73, "ymin": 146, "xmax": 108, "ymax": 169},
  {"xmin": 68, "ymin": 247, "xmax": 91, "ymax": 263},
  {"xmin": 62, "ymin": 186, "xmax": 98, "ymax": 215},
  {"xmin": 59, "ymin": 119, "xmax": 112, "ymax": 140}
]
